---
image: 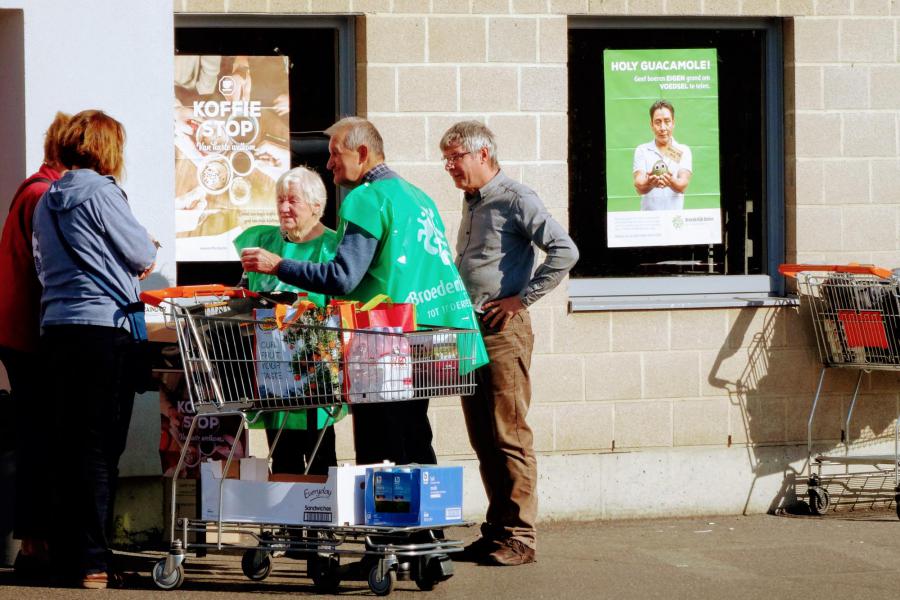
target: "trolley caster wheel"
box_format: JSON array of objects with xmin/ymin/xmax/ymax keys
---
[
  {"xmin": 415, "ymin": 574, "xmax": 438, "ymax": 591},
  {"xmin": 241, "ymin": 549, "xmax": 274, "ymax": 581},
  {"xmin": 809, "ymin": 487, "xmax": 831, "ymax": 515},
  {"xmin": 414, "ymin": 554, "xmax": 453, "ymax": 590},
  {"xmin": 309, "ymin": 555, "xmax": 341, "ymax": 593},
  {"xmin": 368, "ymin": 564, "xmax": 396, "ymax": 596},
  {"xmin": 152, "ymin": 558, "xmax": 185, "ymax": 591}
]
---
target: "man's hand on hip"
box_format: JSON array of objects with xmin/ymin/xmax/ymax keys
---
[{"xmin": 481, "ymin": 296, "xmax": 525, "ymax": 331}]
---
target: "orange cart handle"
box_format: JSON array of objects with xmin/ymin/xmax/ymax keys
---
[
  {"xmin": 140, "ymin": 284, "xmax": 258, "ymax": 307},
  {"xmin": 778, "ymin": 263, "xmax": 893, "ymax": 279}
]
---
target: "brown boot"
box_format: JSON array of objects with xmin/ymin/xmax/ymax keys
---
[{"xmin": 487, "ymin": 538, "xmax": 536, "ymax": 566}]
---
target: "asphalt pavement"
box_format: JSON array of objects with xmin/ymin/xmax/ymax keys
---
[{"xmin": 3, "ymin": 510, "xmax": 900, "ymax": 599}]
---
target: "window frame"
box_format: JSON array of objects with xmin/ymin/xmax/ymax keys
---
[
  {"xmin": 173, "ymin": 13, "xmax": 356, "ymax": 285},
  {"xmin": 567, "ymin": 17, "xmax": 786, "ymax": 312},
  {"xmin": 174, "ymin": 13, "xmax": 356, "ymax": 125}
]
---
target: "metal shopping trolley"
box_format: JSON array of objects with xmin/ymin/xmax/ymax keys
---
[
  {"xmin": 780, "ymin": 264, "xmax": 900, "ymax": 516},
  {"xmin": 141, "ymin": 285, "xmax": 479, "ymax": 595}
]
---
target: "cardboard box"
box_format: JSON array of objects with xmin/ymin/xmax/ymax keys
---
[
  {"xmin": 200, "ymin": 460, "xmax": 333, "ymax": 525},
  {"xmin": 239, "ymin": 458, "xmax": 269, "ymax": 482},
  {"xmin": 329, "ymin": 464, "xmax": 378, "ymax": 526},
  {"xmin": 364, "ymin": 466, "xmax": 463, "ymax": 527},
  {"xmin": 145, "ymin": 303, "xmax": 178, "ymax": 343}
]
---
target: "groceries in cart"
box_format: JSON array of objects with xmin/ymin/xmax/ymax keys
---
[
  {"xmin": 345, "ymin": 327, "xmax": 414, "ymax": 402},
  {"xmin": 253, "ymin": 303, "xmax": 343, "ymax": 404},
  {"xmin": 139, "ymin": 285, "xmax": 479, "ymax": 593},
  {"xmin": 140, "ymin": 285, "xmax": 478, "ymax": 412}
]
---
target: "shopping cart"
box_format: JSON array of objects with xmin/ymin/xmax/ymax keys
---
[
  {"xmin": 141, "ymin": 285, "xmax": 479, "ymax": 595},
  {"xmin": 780, "ymin": 264, "xmax": 900, "ymax": 516}
]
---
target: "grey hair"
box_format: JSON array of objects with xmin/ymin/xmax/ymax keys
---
[
  {"xmin": 439, "ymin": 120, "xmax": 498, "ymax": 168},
  {"xmin": 275, "ymin": 166, "xmax": 327, "ymax": 219},
  {"xmin": 325, "ymin": 116, "xmax": 385, "ymax": 160}
]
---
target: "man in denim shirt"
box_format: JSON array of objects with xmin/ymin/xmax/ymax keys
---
[{"xmin": 439, "ymin": 121, "xmax": 579, "ymax": 566}]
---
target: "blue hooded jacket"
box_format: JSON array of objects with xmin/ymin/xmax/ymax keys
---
[{"xmin": 32, "ymin": 169, "xmax": 157, "ymax": 331}]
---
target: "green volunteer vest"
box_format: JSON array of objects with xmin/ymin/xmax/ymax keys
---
[
  {"xmin": 234, "ymin": 225, "xmax": 337, "ymax": 308},
  {"xmin": 233, "ymin": 225, "xmax": 347, "ymax": 430},
  {"xmin": 338, "ymin": 178, "xmax": 488, "ymax": 370}
]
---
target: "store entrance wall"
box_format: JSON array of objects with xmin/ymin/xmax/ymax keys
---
[{"xmin": 0, "ymin": 9, "xmax": 25, "ymax": 228}]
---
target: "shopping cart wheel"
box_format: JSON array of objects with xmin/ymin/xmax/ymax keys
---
[
  {"xmin": 368, "ymin": 564, "xmax": 396, "ymax": 596},
  {"xmin": 152, "ymin": 558, "xmax": 185, "ymax": 591},
  {"xmin": 241, "ymin": 549, "xmax": 274, "ymax": 581},
  {"xmin": 308, "ymin": 554, "xmax": 341, "ymax": 593},
  {"xmin": 809, "ymin": 487, "xmax": 830, "ymax": 515},
  {"xmin": 414, "ymin": 573, "xmax": 437, "ymax": 591},
  {"xmin": 414, "ymin": 554, "xmax": 453, "ymax": 590}
]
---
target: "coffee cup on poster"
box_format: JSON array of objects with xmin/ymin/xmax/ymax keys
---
[
  {"xmin": 230, "ymin": 149, "xmax": 255, "ymax": 176},
  {"xmin": 197, "ymin": 154, "xmax": 233, "ymax": 195},
  {"xmin": 229, "ymin": 176, "xmax": 252, "ymax": 206}
]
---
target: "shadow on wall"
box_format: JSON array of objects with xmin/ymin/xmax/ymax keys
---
[{"xmin": 707, "ymin": 301, "xmax": 899, "ymax": 514}]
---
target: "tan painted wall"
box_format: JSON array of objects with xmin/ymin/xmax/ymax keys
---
[{"xmin": 176, "ymin": 0, "xmax": 900, "ymax": 478}]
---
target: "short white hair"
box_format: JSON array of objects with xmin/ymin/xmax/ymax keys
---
[
  {"xmin": 325, "ymin": 116, "xmax": 385, "ymax": 159},
  {"xmin": 439, "ymin": 120, "xmax": 498, "ymax": 168},
  {"xmin": 275, "ymin": 166, "xmax": 327, "ymax": 219}
]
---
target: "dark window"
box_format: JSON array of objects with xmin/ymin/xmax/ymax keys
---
[
  {"xmin": 174, "ymin": 16, "xmax": 354, "ymax": 286},
  {"xmin": 568, "ymin": 19, "xmax": 784, "ymax": 307}
]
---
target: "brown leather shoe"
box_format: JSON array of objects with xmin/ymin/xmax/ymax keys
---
[
  {"xmin": 487, "ymin": 539, "xmax": 536, "ymax": 566},
  {"xmin": 457, "ymin": 536, "xmax": 499, "ymax": 562},
  {"xmin": 81, "ymin": 572, "xmax": 108, "ymax": 590}
]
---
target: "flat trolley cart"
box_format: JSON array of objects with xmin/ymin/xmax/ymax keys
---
[
  {"xmin": 141, "ymin": 285, "xmax": 480, "ymax": 595},
  {"xmin": 780, "ymin": 264, "xmax": 900, "ymax": 516}
]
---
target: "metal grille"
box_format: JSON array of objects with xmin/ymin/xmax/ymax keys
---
[
  {"xmin": 173, "ymin": 310, "xmax": 478, "ymax": 414},
  {"xmin": 797, "ymin": 272, "xmax": 900, "ymax": 370}
]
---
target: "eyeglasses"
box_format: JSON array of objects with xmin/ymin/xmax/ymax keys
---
[{"xmin": 441, "ymin": 151, "xmax": 471, "ymax": 167}]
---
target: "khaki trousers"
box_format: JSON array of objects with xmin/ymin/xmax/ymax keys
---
[{"xmin": 461, "ymin": 311, "xmax": 537, "ymax": 548}]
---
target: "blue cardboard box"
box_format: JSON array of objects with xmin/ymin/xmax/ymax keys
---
[{"xmin": 364, "ymin": 465, "xmax": 463, "ymax": 526}]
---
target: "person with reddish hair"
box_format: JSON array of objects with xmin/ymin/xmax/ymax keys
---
[
  {"xmin": 32, "ymin": 109, "xmax": 157, "ymax": 589},
  {"xmin": 0, "ymin": 111, "xmax": 70, "ymax": 580}
]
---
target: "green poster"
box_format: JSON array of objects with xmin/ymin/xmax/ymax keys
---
[{"xmin": 604, "ymin": 48, "xmax": 722, "ymax": 248}]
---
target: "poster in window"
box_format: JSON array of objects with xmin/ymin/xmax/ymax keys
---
[
  {"xmin": 174, "ymin": 55, "xmax": 291, "ymax": 262},
  {"xmin": 603, "ymin": 48, "xmax": 721, "ymax": 248}
]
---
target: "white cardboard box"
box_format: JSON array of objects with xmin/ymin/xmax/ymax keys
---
[
  {"xmin": 239, "ymin": 457, "xmax": 269, "ymax": 482},
  {"xmin": 329, "ymin": 464, "xmax": 371, "ymax": 526},
  {"xmin": 200, "ymin": 460, "xmax": 333, "ymax": 525}
]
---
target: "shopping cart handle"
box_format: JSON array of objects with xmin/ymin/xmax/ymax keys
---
[
  {"xmin": 778, "ymin": 264, "xmax": 893, "ymax": 279},
  {"xmin": 140, "ymin": 284, "xmax": 258, "ymax": 306}
]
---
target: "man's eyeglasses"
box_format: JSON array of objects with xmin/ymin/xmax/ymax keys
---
[{"xmin": 441, "ymin": 152, "xmax": 471, "ymax": 167}]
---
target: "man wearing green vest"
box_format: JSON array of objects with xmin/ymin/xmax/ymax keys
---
[
  {"xmin": 240, "ymin": 117, "xmax": 487, "ymax": 465},
  {"xmin": 233, "ymin": 166, "xmax": 346, "ymax": 475}
]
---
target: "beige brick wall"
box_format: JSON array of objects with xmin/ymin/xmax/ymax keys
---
[{"xmin": 176, "ymin": 1, "xmax": 900, "ymax": 466}]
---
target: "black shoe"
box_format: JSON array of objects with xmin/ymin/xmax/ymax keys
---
[
  {"xmin": 456, "ymin": 536, "xmax": 499, "ymax": 563},
  {"xmin": 13, "ymin": 551, "xmax": 52, "ymax": 584}
]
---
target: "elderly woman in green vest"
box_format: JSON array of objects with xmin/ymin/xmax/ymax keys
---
[{"xmin": 233, "ymin": 165, "xmax": 346, "ymax": 475}]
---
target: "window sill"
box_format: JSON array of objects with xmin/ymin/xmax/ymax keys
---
[{"xmin": 568, "ymin": 294, "xmax": 798, "ymax": 312}]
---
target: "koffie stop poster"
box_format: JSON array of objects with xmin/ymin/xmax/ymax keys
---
[
  {"xmin": 603, "ymin": 48, "xmax": 721, "ymax": 248},
  {"xmin": 174, "ymin": 55, "xmax": 291, "ymax": 261}
]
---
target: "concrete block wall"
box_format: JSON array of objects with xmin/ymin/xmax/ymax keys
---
[{"xmin": 176, "ymin": 0, "xmax": 900, "ymax": 517}]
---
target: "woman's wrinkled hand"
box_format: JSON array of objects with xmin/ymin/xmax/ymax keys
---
[{"xmin": 240, "ymin": 247, "xmax": 282, "ymax": 275}]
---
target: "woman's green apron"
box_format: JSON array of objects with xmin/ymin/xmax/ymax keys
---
[{"xmin": 233, "ymin": 225, "xmax": 347, "ymax": 429}]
